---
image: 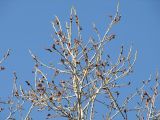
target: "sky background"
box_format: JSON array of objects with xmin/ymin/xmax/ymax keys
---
[{"xmin": 0, "ymin": 0, "xmax": 160, "ymax": 119}]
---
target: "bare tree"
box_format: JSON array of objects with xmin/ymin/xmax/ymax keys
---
[{"xmin": 0, "ymin": 1, "xmax": 160, "ymax": 120}]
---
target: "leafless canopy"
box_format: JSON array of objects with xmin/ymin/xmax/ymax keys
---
[{"xmin": 0, "ymin": 2, "xmax": 160, "ymax": 120}]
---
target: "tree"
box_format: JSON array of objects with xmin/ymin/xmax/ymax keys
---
[{"xmin": 0, "ymin": 2, "xmax": 160, "ymax": 120}]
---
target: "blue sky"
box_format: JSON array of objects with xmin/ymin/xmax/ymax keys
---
[{"xmin": 0, "ymin": 0, "xmax": 160, "ymax": 119}]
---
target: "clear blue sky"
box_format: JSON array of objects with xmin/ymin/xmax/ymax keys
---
[{"xmin": 0, "ymin": 0, "xmax": 160, "ymax": 119}]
